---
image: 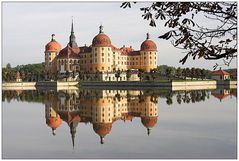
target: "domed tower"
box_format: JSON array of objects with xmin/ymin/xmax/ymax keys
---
[
  {"xmin": 140, "ymin": 33, "xmax": 157, "ymax": 72},
  {"xmin": 45, "ymin": 105, "xmax": 62, "ymax": 136},
  {"xmin": 45, "ymin": 34, "xmax": 61, "ymax": 80},
  {"xmin": 141, "ymin": 116, "xmax": 157, "ymax": 136},
  {"xmin": 93, "ymin": 123, "xmax": 112, "ymax": 144},
  {"xmin": 140, "ymin": 95, "xmax": 158, "ymax": 135},
  {"xmin": 92, "ymin": 25, "xmax": 112, "ymax": 73}
]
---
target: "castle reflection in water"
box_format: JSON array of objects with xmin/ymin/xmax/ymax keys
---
[
  {"xmin": 45, "ymin": 89, "xmax": 158, "ymax": 147},
  {"xmin": 3, "ymin": 87, "xmax": 236, "ymax": 148}
]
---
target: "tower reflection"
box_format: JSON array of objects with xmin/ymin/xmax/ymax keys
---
[{"xmin": 44, "ymin": 89, "xmax": 159, "ymax": 146}]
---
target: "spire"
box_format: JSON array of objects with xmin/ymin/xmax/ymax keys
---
[
  {"xmin": 147, "ymin": 128, "xmax": 151, "ymax": 136},
  {"xmin": 70, "ymin": 122, "xmax": 77, "ymax": 149},
  {"xmin": 71, "ymin": 133, "xmax": 75, "ymax": 149},
  {"xmin": 71, "ymin": 17, "xmax": 74, "ymax": 33},
  {"xmin": 146, "ymin": 33, "xmax": 150, "ymax": 40},
  {"xmin": 68, "ymin": 18, "xmax": 78, "ymax": 48},
  {"xmin": 99, "ymin": 24, "xmax": 104, "ymax": 34},
  {"xmin": 100, "ymin": 136, "xmax": 104, "ymax": 144},
  {"xmin": 52, "ymin": 128, "xmax": 56, "ymax": 136},
  {"xmin": 51, "ymin": 34, "xmax": 55, "ymax": 41}
]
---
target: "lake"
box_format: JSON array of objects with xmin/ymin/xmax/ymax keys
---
[{"xmin": 2, "ymin": 87, "xmax": 237, "ymax": 159}]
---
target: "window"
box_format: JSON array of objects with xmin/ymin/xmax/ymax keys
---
[
  {"xmin": 95, "ymin": 53, "xmax": 97, "ymax": 56},
  {"xmin": 102, "ymin": 48, "xmax": 104, "ymax": 51},
  {"xmin": 102, "ymin": 58, "xmax": 104, "ymax": 62},
  {"xmin": 102, "ymin": 67, "xmax": 104, "ymax": 70},
  {"xmin": 108, "ymin": 58, "xmax": 110, "ymax": 62},
  {"xmin": 102, "ymin": 53, "xmax": 104, "ymax": 56}
]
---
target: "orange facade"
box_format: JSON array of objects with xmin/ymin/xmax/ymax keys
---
[{"xmin": 44, "ymin": 24, "xmax": 158, "ymax": 79}]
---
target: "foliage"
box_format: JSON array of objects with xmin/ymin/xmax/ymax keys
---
[
  {"xmin": 2, "ymin": 63, "xmax": 45, "ymax": 82},
  {"xmin": 137, "ymin": 69, "xmax": 144, "ymax": 81},
  {"xmin": 121, "ymin": 2, "xmax": 237, "ymax": 67},
  {"xmin": 115, "ymin": 69, "xmax": 121, "ymax": 81},
  {"xmin": 126, "ymin": 69, "xmax": 132, "ymax": 80}
]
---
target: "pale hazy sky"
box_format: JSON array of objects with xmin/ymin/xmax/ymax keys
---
[{"xmin": 2, "ymin": 2, "xmax": 237, "ymax": 70}]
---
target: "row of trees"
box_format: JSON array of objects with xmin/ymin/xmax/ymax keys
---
[
  {"xmin": 155, "ymin": 65, "xmax": 211, "ymax": 80},
  {"xmin": 2, "ymin": 63, "xmax": 45, "ymax": 82},
  {"xmin": 3, "ymin": 88, "xmax": 212, "ymax": 106},
  {"xmin": 2, "ymin": 63, "xmax": 212, "ymax": 82}
]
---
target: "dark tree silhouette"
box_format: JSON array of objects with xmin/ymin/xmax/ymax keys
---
[{"xmin": 121, "ymin": 2, "xmax": 237, "ymax": 68}]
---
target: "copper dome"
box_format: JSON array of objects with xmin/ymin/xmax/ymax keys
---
[
  {"xmin": 92, "ymin": 33, "xmax": 111, "ymax": 47},
  {"xmin": 45, "ymin": 34, "xmax": 61, "ymax": 52},
  {"xmin": 140, "ymin": 33, "xmax": 157, "ymax": 51}
]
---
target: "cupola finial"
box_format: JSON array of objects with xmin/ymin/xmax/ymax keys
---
[
  {"xmin": 146, "ymin": 32, "xmax": 150, "ymax": 39},
  {"xmin": 51, "ymin": 34, "xmax": 55, "ymax": 41},
  {"xmin": 99, "ymin": 24, "xmax": 104, "ymax": 34}
]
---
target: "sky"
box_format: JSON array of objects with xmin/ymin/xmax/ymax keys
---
[{"xmin": 2, "ymin": 2, "xmax": 237, "ymax": 70}]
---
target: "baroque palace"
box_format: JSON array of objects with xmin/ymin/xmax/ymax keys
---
[
  {"xmin": 45, "ymin": 89, "xmax": 158, "ymax": 146},
  {"xmin": 44, "ymin": 21, "xmax": 157, "ymax": 81}
]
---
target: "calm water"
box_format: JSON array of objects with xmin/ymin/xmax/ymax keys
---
[{"xmin": 2, "ymin": 88, "xmax": 237, "ymax": 159}]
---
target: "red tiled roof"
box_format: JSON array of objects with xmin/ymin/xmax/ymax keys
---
[
  {"xmin": 120, "ymin": 46, "xmax": 140, "ymax": 56},
  {"xmin": 92, "ymin": 33, "xmax": 111, "ymax": 47},
  {"xmin": 211, "ymin": 93, "xmax": 230, "ymax": 100},
  {"xmin": 45, "ymin": 40, "xmax": 61, "ymax": 52},
  {"xmin": 230, "ymin": 72, "xmax": 237, "ymax": 76},
  {"xmin": 127, "ymin": 51, "xmax": 140, "ymax": 56},
  {"xmin": 93, "ymin": 123, "xmax": 112, "ymax": 137},
  {"xmin": 121, "ymin": 46, "xmax": 134, "ymax": 54},
  {"xmin": 141, "ymin": 39, "xmax": 157, "ymax": 51},
  {"xmin": 211, "ymin": 69, "xmax": 230, "ymax": 75},
  {"xmin": 110, "ymin": 44, "xmax": 120, "ymax": 51},
  {"xmin": 57, "ymin": 45, "xmax": 80, "ymax": 59},
  {"xmin": 141, "ymin": 116, "xmax": 157, "ymax": 128},
  {"xmin": 79, "ymin": 46, "xmax": 92, "ymax": 53}
]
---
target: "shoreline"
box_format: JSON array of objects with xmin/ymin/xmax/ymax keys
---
[{"xmin": 2, "ymin": 80, "xmax": 237, "ymax": 91}]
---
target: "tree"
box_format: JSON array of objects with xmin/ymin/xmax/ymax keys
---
[
  {"xmin": 200, "ymin": 69, "xmax": 206, "ymax": 80},
  {"xmin": 165, "ymin": 67, "xmax": 173, "ymax": 80},
  {"xmin": 6, "ymin": 63, "xmax": 11, "ymax": 70},
  {"xmin": 185, "ymin": 67, "xmax": 191, "ymax": 79},
  {"xmin": 115, "ymin": 69, "xmax": 121, "ymax": 81},
  {"xmin": 195, "ymin": 68, "xmax": 201, "ymax": 80},
  {"xmin": 176, "ymin": 67, "xmax": 182, "ymax": 79},
  {"xmin": 190, "ymin": 67, "xmax": 196, "ymax": 80},
  {"xmin": 126, "ymin": 69, "xmax": 131, "ymax": 81},
  {"xmin": 150, "ymin": 68, "xmax": 157, "ymax": 81},
  {"xmin": 65, "ymin": 71, "xmax": 70, "ymax": 81},
  {"xmin": 138, "ymin": 69, "xmax": 144, "ymax": 81},
  {"xmin": 121, "ymin": 2, "xmax": 237, "ymax": 68}
]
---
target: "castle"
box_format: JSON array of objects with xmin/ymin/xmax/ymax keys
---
[
  {"xmin": 44, "ymin": 21, "xmax": 157, "ymax": 81},
  {"xmin": 45, "ymin": 89, "xmax": 158, "ymax": 145}
]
